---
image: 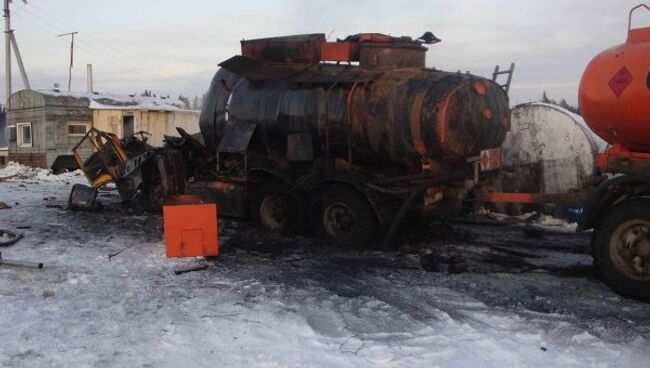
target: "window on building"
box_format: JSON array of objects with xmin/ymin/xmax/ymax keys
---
[
  {"xmin": 17, "ymin": 122, "xmax": 32, "ymax": 147},
  {"xmin": 67, "ymin": 122, "xmax": 90, "ymax": 136},
  {"xmin": 6, "ymin": 125, "xmax": 16, "ymax": 143},
  {"xmin": 647, "ymin": 71, "xmax": 650, "ymax": 90}
]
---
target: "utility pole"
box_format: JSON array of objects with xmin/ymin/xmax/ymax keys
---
[
  {"xmin": 10, "ymin": 32, "xmax": 29, "ymax": 90},
  {"xmin": 86, "ymin": 63, "xmax": 93, "ymax": 93},
  {"xmin": 4, "ymin": 0, "xmax": 11, "ymax": 104},
  {"xmin": 4, "ymin": 0, "xmax": 30, "ymax": 105},
  {"xmin": 57, "ymin": 31, "xmax": 77, "ymax": 92}
]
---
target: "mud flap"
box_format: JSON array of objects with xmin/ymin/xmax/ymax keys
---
[{"xmin": 68, "ymin": 184, "xmax": 99, "ymax": 210}]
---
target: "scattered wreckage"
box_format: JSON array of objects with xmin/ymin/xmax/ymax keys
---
[
  {"xmin": 0, "ymin": 229, "xmax": 23, "ymax": 247},
  {"xmin": 0, "ymin": 230, "xmax": 42, "ymax": 269},
  {"xmin": 69, "ymin": 128, "xmax": 186, "ymax": 211},
  {"xmin": 70, "ymin": 32, "xmax": 511, "ymax": 250}
]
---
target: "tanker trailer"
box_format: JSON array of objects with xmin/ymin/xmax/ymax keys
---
[
  {"xmin": 184, "ymin": 33, "xmax": 510, "ymax": 248},
  {"xmin": 578, "ymin": 4, "xmax": 650, "ymax": 301}
]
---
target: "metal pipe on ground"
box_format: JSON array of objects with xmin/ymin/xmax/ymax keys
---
[{"xmin": 0, "ymin": 252, "xmax": 44, "ymax": 269}]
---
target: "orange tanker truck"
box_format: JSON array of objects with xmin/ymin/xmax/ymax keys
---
[{"xmin": 578, "ymin": 4, "xmax": 650, "ymax": 301}]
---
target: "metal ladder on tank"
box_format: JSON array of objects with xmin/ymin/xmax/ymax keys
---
[{"xmin": 492, "ymin": 62, "xmax": 515, "ymax": 94}]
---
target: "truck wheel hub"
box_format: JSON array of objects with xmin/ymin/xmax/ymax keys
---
[
  {"xmin": 611, "ymin": 220, "xmax": 650, "ymax": 280},
  {"xmin": 324, "ymin": 203, "xmax": 355, "ymax": 235},
  {"xmin": 260, "ymin": 195, "xmax": 289, "ymax": 230}
]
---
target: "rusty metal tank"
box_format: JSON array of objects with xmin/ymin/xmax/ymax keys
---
[
  {"xmin": 200, "ymin": 33, "xmax": 510, "ymax": 173},
  {"xmin": 579, "ymin": 5, "xmax": 650, "ymax": 152}
]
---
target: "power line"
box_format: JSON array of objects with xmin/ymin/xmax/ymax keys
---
[
  {"xmin": 16, "ymin": 4, "xmax": 167, "ymax": 76},
  {"xmin": 11, "ymin": 9, "xmax": 169, "ymax": 84},
  {"xmin": 18, "ymin": 2, "xmax": 168, "ymax": 75},
  {"xmin": 13, "ymin": 16, "xmax": 170, "ymax": 94}
]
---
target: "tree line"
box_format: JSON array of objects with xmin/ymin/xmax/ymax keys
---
[
  {"xmin": 541, "ymin": 91, "xmax": 580, "ymax": 115},
  {"xmin": 141, "ymin": 90, "xmax": 207, "ymax": 111}
]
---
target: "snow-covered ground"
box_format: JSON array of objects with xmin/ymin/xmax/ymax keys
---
[{"xmin": 0, "ymin": 164, "xmax": 649, "ymax": 368}]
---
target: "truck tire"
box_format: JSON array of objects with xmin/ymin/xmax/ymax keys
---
[
  {"xmin": 314, "ymin": 186, "xmax": 378, "ymax": 248},
  {"xmin": 593, "ymin": 199, "xmax": 650, "ymax": 301},
  {"xmin": 251, "ymin": 184, "xmax": 307, "ymax": 235}
]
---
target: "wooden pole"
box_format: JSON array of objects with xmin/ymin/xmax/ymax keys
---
[
  {"xmin": 10, "ymin": 32, "xmax": 29, "ymax": 89},
  {"xmin": 57, "ymin": 31, "xmax": 78, "ymax": 92},
  {"xmin": 4, "ymin": 0, "xmax": 11, "ymax": 104}
]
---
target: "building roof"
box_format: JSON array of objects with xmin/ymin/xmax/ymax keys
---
[
  {"xmin": 38, "ymin": 89, "xmax": 188, "ymax": 112},
  {"xmin": 8, "ymin": 89, "xmax": 193, "ymax": 112}
]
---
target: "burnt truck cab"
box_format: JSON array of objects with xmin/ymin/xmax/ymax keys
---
[{"xmin": 168, "ymin": 33, "xmax": 510, "ymax": 248}]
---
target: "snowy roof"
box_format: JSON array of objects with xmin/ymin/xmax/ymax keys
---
[{"xmin": 37, "ymin": 89, "xmax": 190, "ymax": 112}]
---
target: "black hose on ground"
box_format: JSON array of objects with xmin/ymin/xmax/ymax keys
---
[{"xmin": 381, "ymin": 167, "xmax": 473, "ymax": 251}]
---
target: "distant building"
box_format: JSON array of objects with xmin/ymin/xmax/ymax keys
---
[{"xmin": 5, "ymin": 89, "xmax": 199, "ymax": 172}]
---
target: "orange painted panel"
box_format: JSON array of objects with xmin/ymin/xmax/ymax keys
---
[
  {"xmin": 320, "ymin": 42, "xmax": 359, "ymax": 62},
  {"xmin": 163, "ymin": 195, "xmax": 218, "ymax": 258},
  {"xmin": 579, "ymin": 6, "xmax": 650, "ymax": 151},
  {"xmin": 482, "ymin": 192, "xmax": 540, "ymax": 203}
]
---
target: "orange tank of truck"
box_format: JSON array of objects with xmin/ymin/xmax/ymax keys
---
[{"xmin": 579, "ymin": 4, "xmax": 650, "ymax": 153}]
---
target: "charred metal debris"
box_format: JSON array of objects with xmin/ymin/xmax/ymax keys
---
[{"xmin": 70, "ymin": 32, "xmax": 511, "ymax": 248}]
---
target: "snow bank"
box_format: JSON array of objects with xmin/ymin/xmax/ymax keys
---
[
  {"xmin": 538, "ymin": 214, "xmax": 578, "ymax": 231},
  {"xmin": 481, "ymin": 209, "xmax": 578, "ymax": 231},
  {"xmin": 0, "ymin": 161, "xmax": 83, "ymax": 182},
  {"xmin": 0, "ymin": 176, "xmax": 648, "ymax": 367}
]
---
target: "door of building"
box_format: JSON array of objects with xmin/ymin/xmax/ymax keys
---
[{"xmin": 122, "ymin": 115, "xmax": 134, "ymax": 137}]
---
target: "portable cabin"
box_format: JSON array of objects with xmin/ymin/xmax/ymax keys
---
[{"xmin": 6, "ymin": 89, "xmax": 199, "ymax": 172}]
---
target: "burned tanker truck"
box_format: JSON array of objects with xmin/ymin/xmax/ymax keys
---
[
  {"xmin": 184, "ymin": 32, "xmax": 509, "ymax": 247},
  {"xmin": 73, "ymin": 33, "xmax": 511, "ymax": 248}
]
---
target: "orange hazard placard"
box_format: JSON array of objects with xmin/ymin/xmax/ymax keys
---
[
  {"xmin": 480, "ymin": 148, "xmax": 502, "ymax": 172},
  {"xmin": 608, "ymin": 66, "xmax": 633, "ymax": 97}
]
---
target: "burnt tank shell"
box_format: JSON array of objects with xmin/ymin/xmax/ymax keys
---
[{"xmin": 200, "ymin": 35, "xmax": 510, "ymax": 173}]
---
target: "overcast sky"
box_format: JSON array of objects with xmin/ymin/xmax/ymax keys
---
[{"xmin": 2, "ymin": 0, "xmax": 649, "ymax": 105}]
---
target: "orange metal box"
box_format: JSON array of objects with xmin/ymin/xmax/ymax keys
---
[
  {"xmin": 163, "ymin": 195, "xmax": 218, "ymax": 258},
  {"xmin": 320, "ymin": 42, "xmax": 359, "ymax": 62}
]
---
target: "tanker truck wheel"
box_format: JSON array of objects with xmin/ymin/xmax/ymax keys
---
[
  {"xmin": 593, "ymin": 199, "xmax": 650, "ymax": 302},
  {"xmin": 252, "ymin": 184, "xmax": 307, "ymax": 235},
  {"xmin": 315, "ymin": 186, "xmax": 378, "ymax": 248}
]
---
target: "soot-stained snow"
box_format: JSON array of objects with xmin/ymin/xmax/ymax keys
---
[{"xmin": 0, "ymin": 165, "xmax": 648, "ymax": 367}]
